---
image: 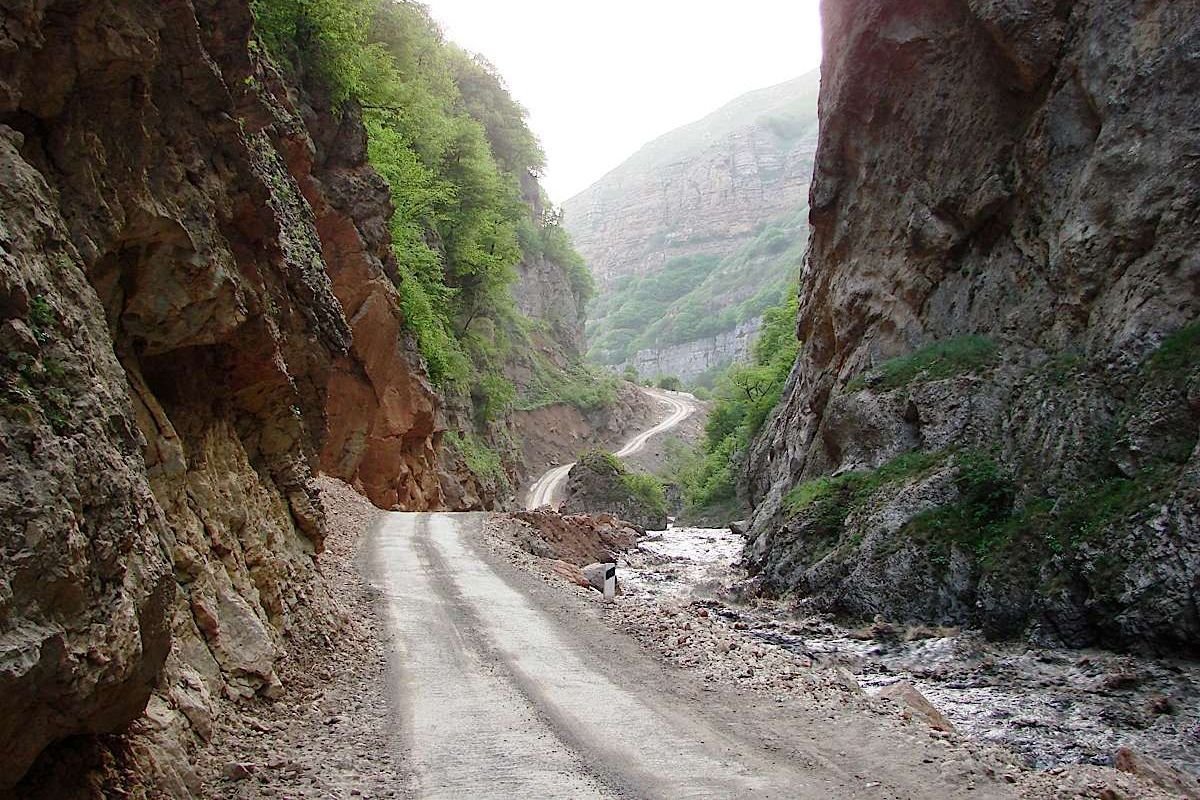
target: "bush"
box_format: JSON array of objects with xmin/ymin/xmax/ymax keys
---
[
  {"xmin": 518, "ymin": 359, "xmax": 619, "ymax": 412},
  {"xmin": 784, "ymin": 450, "xmax": 945, "ymax": 535},
  {"xmin": 444, "ymin": 431, "xmax": 507, "ymax": 487},
  {"xmin": 656, "ymin": 375, "xmax": 682, "ymax": 391},
  {"xmin": 620, "ymin": 472, "xmax": 669, "ymax": 518},
  {"xmin": 578, "ymin": 448, "xmax": 623, "ymax": 475},
  {"xmin": 1146, "ymin": 321, "xmax": 1200, "ymax": 376},
  {"xmin": 902, "ymin": 456, "xmax": 1176, "ymax": 563}
]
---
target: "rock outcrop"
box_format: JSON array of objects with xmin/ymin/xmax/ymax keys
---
[
  {"xmin": 560, "ymin": 451, "xmax": 668, "ymax": 532},
  {"xmin": 0, "ymin": 1, "xmax": 447, "ymax": 794},
  {"xmin": 629, "ymin": 317, "xmax": 762, "ymax": 384},
  {"xmin": 746, "ymin": 1, "xmax": 1200, "ymax": 654}
]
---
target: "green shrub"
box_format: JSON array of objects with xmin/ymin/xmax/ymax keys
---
[
  {"xmin": 901, "ymin": 456, "xmax": 1176, "ymax": 564},
  {"xmin": 902, "ymin": 453, "xmax": 1016, "ymax": 556},
  {"xmin": 847, "ymin": 335, "xmax": 998, "ymax": 392},
  {"xmin": 656, "ymin": 375, "xmax": 682, "ymax": 391},
  {"xmin": 620, "ymin": 471, "xmax": 668, "ymax": 517},
  {"xmin": 578, "ymin": 449, "xmax": 623, "ymax": 475},
  {"xmin": 444, "ymin": 431, "xmax": 506, "ymax": 486},
  {"xmin": 518, "ymin": 359, "xmax": 619, "ymax": 412}
]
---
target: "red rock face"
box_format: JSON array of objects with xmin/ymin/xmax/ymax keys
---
[
  {"xmin": 0, "ymin": 0, "xmax": 451, "ymax": 792},
  {"xmin": 278, "ymin": 91, "xmax": 448, "ymax": 511}
]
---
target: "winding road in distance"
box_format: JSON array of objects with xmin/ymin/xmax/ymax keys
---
[{"xmin": 524, "ymin": 387, "xmax": 699, "ymax": 510}]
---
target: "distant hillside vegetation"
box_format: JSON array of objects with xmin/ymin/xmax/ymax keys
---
[{"xmin": 563, "ymin": 71, "xmax": 819, "ymax": 378}]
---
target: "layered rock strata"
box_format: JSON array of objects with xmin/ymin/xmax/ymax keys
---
[{"xmin": 564, "ymin": 73, "xmax": 819, "ymax": 291}]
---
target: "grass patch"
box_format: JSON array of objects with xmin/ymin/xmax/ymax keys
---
[
  {"xmin": 444, "ymin": 431, "xmax": 507, "ymax": 487},
  {"xmin": 783, "ymin": 450, "xmax": 946, "ymax": 536},
  {"xmin": 847, "ymin": 335, "xmax": 998, "ymax": 392},
  {"xmin": 1146, "ymin": 321, "xmax": 1200, "ymax": 377},
  {"xmin": 578, "ymin": 448, "xmax": 623, "ymax": 475},
  {"xmin": 517, "ymin": 358, "xmax": 619, "ymax": 413}
]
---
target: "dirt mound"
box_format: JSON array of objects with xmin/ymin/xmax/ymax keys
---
[{"xmin": 505, "ymin": 510, "xmax": 641, "ymax": 566}]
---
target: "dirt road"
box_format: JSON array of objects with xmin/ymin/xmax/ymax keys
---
[
  {"xmin": 365, "ymin": 512, "xmax": 1018, "ymax": 799},
  {"xmin": 524, "ymin": 387, "xmax": 697, "ymax": 510}
]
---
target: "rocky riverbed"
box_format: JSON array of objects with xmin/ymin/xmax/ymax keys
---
[{"xmin": 619, "ymin": 526, "xmax": 1200, "ymax": 787}]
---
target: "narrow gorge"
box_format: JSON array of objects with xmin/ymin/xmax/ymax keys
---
[{"xmin": 0, "ymin": 1, "xmax": 1197, "ymax": 798}]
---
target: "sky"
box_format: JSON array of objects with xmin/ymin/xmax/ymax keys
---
[{"xmin": 421, "ymin": 1, "xmax": 824, "ymax": 204}]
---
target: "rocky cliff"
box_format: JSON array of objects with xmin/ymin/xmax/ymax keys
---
[
  {"xmin": 746, "ymin": 0, "xmax": 1200, "ymax": 654},
  {"xmin": 629, "ymin": 317, "xmax": 762, "ymax": 384},
  {"xmin": 566, "ymin": 75, "xmax": 817, "ymax": 372},
  {"xmin": 0, "ymin": 1, "xmax": 455, "ymax": 794},
  {"xmin": 565, "ymin": 73, "xmax": 818, "ymax": 291}
]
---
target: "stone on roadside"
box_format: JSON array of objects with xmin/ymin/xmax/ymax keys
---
[
  {"xmin": 549, "ymin": 560, "xmax": 589, "ymax": 588},
  {"xmin": 223, "ymin": 762, "xmax": 254, "ymax": 781},
  {"xmin": 877, "ymin": 681, "xmax": 957, "ymax": 733}
]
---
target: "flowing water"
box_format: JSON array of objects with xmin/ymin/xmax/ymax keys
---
[{"xmin": 620, "ymin": 526, "xmax": 1200, "ymax": 775}]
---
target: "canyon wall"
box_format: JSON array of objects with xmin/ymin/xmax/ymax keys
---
[
  {"xmin": 0, "ymin": 0, "xmax": 454, "ymax": 793},
  {"xmin": 746, "ymin": 0, "xmax": 1200, "ymax": 654},
  {"xmin": 629, "ymin": 316, "xmax": 762, "ymax": 384}
]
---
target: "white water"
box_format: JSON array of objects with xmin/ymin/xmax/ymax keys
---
[{"xmin": 619, "ymin": 526, "xmax": 1200, "ymax": 775}]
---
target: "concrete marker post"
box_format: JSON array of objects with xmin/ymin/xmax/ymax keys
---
[{"xmin": 603, "ymin": 563, "xmax": 616, "ymax": 602}]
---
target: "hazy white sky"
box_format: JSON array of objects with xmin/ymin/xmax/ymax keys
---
[{"xmin": 422, "ymin": 1, "xmax": 823, "ymax": 204}]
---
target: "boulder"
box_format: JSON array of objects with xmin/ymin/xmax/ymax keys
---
[
  {"xmin": 877, "ymin": 681, "xmax": 957, "ymax": 734},
  {"xmin": 560, "ymin": 450, "xmax": 668, "ymax": 532}
]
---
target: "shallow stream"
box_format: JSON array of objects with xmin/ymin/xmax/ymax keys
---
[{"xmin": 620, "ymin": 526, "xmax": 1200, "ymax": 775}]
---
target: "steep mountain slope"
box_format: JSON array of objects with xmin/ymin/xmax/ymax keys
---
[
  {"xmin": 564, "ymin": 72, "xmax": 819, "ymax": 379},
  {"xmin": 745, "ymin": 1, "xmax": 1200, "ymax": 654},
  {"xmin": 0, "ymin": 1, "xmax": 597, "ymax": 795}
]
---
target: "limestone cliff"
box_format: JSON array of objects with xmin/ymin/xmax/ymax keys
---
[
  {"xmin": 0, "ymin": 0, "xmax": 450, "ymax": 794},
  {"xmin": 746, "ymin": 0, "xmax": 1200, "ymax": 654},
  {"xmin": 629, "ymin": 317, "xmax": 762, "ymax": 384},
  {"xmin": 565, "ymin": 73, "xmax": 818, "ymax": 291}
]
